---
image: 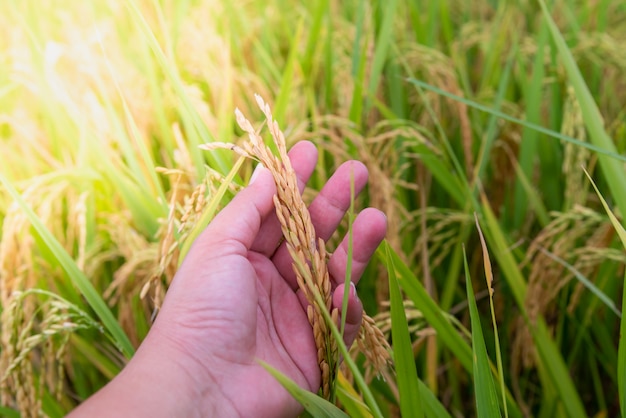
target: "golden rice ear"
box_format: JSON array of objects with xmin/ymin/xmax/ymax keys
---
[{"xmin": 200, "ymin": 94, "xmax": 390, "ymax": 399}]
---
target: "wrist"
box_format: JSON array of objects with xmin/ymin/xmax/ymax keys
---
[
  {"xmin": 119, "ymin": 328, "xmax": 238, "ymax": 417},
  {"xmin": 146, "ymin": 323, "xmax": 304, "ymax": 418},
  {"xmin": 69, "ymin": 329, "xmax": 238, "ymax": 418}
]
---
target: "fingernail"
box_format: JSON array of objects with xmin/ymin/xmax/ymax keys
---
[
  {"xmin": 349, "ymin": 282, "xmax": 357, "ymax": 298},
  {"xmin": 249, "ymin": 163, "xmax": 265, "ymax": 185}
]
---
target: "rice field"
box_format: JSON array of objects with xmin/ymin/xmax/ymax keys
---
[{"xmin": 1, "ymin": 0, "xmax": 626, "ymax": 416}]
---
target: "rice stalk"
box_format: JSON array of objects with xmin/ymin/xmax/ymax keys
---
[
  {"xmin": 512, "ymin": 205, "xmax": 618, "ymax": 370},
  {"xmin": 138, "ymin": 165, "xmax": 241, "ymax": 310},
  {"xmin": 561, "ymin": 86, "xmax": 591, "ymax": 209},
  {"xmin": 0, "ymin": 290, "xmax": 102, "ymax": 417},
  {"xmin": 200, "ymin": 94, "xmax": 390, "ymax": 400},
  {"xmin": 401, "ymin": 44, "xmax": 473, "ymax": 177}
]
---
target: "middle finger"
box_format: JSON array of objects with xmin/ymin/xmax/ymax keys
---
[{"xmin": 272, "ymin": 160, "xmax": 369, "ymax": 289}]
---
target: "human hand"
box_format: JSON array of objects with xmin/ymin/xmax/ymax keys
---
[{"xmin": 69, "ymin": 141, "xmax": 387, "ymax": 418}]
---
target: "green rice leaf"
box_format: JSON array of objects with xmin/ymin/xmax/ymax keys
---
[
  {"xmin": 583, "ymin": 168, "xmax": 626, "ymax": 416},
  {"xmin": 617, "ymin": 274, "xmax": 626, "ymax": 417},
  {"xmin": 509, "ymin": 156, "xmax": 550, "ymax": 228},
  {"xmin": 71, "ymin": 334, "xmax": 121, "ymax": 380},
  {"xmin": 41, "ymin": 389, "xmax": 65, "ymax": 418},
  {"xmin": 406, "ymin": 78, "xmax": 626, "ymax": 164},
  {"xmin": 463, "ymin": 247, "xmax": 502, "ymax": 418},
  {"xmin": 301, "ymin": 0, "xmax": 329, "ymax": 75},
  {"xmin": 378, "ymin": 241, "xmax": 473, "ymax": 371},
  {"xmin": 274, "ymin": 19, "xmax": 304, "ymax": 124},
  {"xmin": 259, "ymin": 361, "xmax": 349, "ymax": 418},
  {"xmin": 101, "ymin": 166, "xmax": 162, "ymax": 237},
  {"xmin": 480, "ymin": 195, "xmax": 586, "ymax": 417},
  {"xmin": 406, "ymin": 80, "xmax": 470, "ymax": 202},
  {"xmin": 538, "ymin": 0, "xmax": 626, "ymax": 219},
  {"xmin": 513, "ymin": 20, "xmax": 549, "ymax": 229},
  {"xmin": 336, "ymin": 373, "xmax": 373, "ymax": 418},
  {"xmin": 475, "ymin": 214, "xmax": 508, "ymax": 417},
  {"xmin": 416, "ymin": 379, "xmax": 452, "ymax": 418},
  {"xmin": 0, "ymin": 407, "xmax": 20, "ymax": 418},
  {"xmin": 179, "ymin": 155, "xmax": 246, "ymax": 265},
  {"xmin": 0, "ymin": 173, "xmax": 135, "ymax": 358},
  {"xmin": 125, "ymin": 0, "xmax": 229, "ymax": 175},
  {"xmin": 386, "ymin": 244, "xmax": 423, "ymax": 417},
  {"xmin": 412, "ymin": 143, "xmax": 466, "ymax": 207},
  {"xmin": 94, "ymin": 45, "xmax": 167, "ymax": 204},
  {"xmin": 538, "ymin": 247, "xmax": 621, "ymax": 317},
  {"xmin": 368, "ymin": 0, "xmax": 399, "ymax": 102},
  {"xmin": 302, "ymin": 278, "xmax": 384, "ymax": 418},
  {"xmin": 379, "ymin": 241, "xmax": 523, "ymax": 417},
  {"xmin": 474, "ymin": 41, "xmax": 516, "ymax": 184},
  {"xmin": 349, "ymin": 0, "xmax": 367, "ymax": 126},
  {"xmin": 583, "ymin": 169, "xmax": 626, "ymax": 246}
]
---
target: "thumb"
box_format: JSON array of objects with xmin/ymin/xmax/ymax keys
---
[{"xmin": 190, "ymin": 166, "xmax": 276, "ymax": 257}]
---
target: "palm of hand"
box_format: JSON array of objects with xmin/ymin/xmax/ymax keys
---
[
  {"xmin": 155, "ymin": 247, "xmax": 318, "ymax": 417},
  {"xmin": 150, "ymin": 141, "xmax": 386, "ymax": 417}
]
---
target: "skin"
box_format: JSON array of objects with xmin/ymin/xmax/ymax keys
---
[{"xmin": 69, "ymin": 141, "xmax": 387, "ymax": 417}]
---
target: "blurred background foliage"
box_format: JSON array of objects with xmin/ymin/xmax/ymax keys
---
[{"xmin": 1, "ymin": 0, "xmax": 625, "ymax": 416}]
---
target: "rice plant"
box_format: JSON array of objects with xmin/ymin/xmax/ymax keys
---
[{"xmin": 1, "ymin": 0, "xmax": 625, "ymax": 416}]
